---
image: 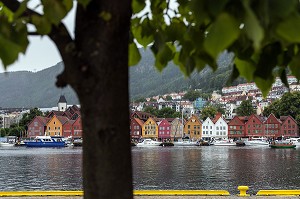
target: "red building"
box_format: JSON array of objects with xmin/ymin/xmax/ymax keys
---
[
  {"xmin": 245, "ymin": 115, "xmax": 264, "ymax": 138},
  {"xmin": 130, "ymin": 117, "xmax": 144, "ymax": 140},
  {"xmin": 27, "ymin": 116, "xmax": 50, "ymax": 138},
  {"xmin": 264, "ymin": 113, "xmax": 281, "ymax": 139},
  {"xmin": 228, "ymin": 116, "xmax": 246, "ymax": 139},
  {"xmin": 280, "ymin": 116, "xmax": 299, "ymax": 138},
  {"xmin": 157, "ymin": 119, "xmax": 171, "ymax": 141},
  {"xmin": 72, "ymin": 116, "xmax": 83, "ymax": 138}
]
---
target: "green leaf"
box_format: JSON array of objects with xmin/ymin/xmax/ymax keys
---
[
  {"xmin": 131, "ymin": 18, "xmax": 154, "ymax": 48},
  {"xmin": 234, "ymin": 57, "xmax": 256, "ymax": 82},
  {"xmin": 276, "ymin": 15, "xmax": 300, "ymax": 43},
  {"xmin": 77, "ymin": 0, "xmax": 90, "ymax": 8},
  {"xmin": 132, "ymin": 0, "xmax": 146, "ymax": 14},
  {"xmin": 154, "ymin": 43, "xmax": 175, "ymax": 71},
  {"xmin": 279, "ymin": 68, "xmax": 289, "ymax": 89},
  {"xmin": 42, "ymin": 0, "xmax": 72, "ymax": 25},
  {"xmin": 204, "ymin": 13, "xmax": 240, "ymax": 59},
  {"xmin": 243, "ymin": 0, "xmax": 264, "ymax": 51},
  {"xmin": 32, "ymin": 15, "xmax": 52, "ymax": 35},
  {"xmin": 128, "ymin": 42, "xmax": 141, "ymax": 66},
  {"xmin": 289, "ymin": 53, "xmax": 300, "ymax": 80},
  {"xmin": 0, "ymin": 35, "xmax": 23, "ymax": 67},
  {"xmin": 254, "ymin": 76, "xmax": 274, "ymax": 98}
]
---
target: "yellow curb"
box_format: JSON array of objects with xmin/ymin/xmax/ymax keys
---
[
  {"xmin": 256, "ymin": 190, "xmax": 300, "ymax": 196},
  {"xmin": 133, "ymin": 190, "xmax": 230, "ymax": 196},
  {"xmin": 0, "ymin": 191, "xmax": 83, "ymax": 197}
]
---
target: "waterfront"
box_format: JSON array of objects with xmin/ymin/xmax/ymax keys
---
[
  {"xmin": 0, "ymin": 146, "xmax": 299, "ymax": 195},
  {"xmin": 132, "ymin": 146, "xmax": 300, "ymax": 195}
]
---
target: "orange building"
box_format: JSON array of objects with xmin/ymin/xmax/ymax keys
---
[
  {"xmin": 46, "ymin": 115, "xmax": 69, "ymax": 136},
  {"xmin": 142, "ymin": 117, "xmax": 158, "ymax": 139},
  {"xmin": 183, "ymin": 115, "xmax": 202, "ymax": 140}
]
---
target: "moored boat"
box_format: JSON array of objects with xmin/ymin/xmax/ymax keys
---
[
  {"xmin": 24, "ymin": 136, "xmax": 66, "ymax": 147},
  {"xmin": 248, "ymin": 138, "xmax": 269, "ymax": 146},
  {"xmin": 0, "ymin": 142, "xmax": 15, "ymax": 147},
  {"xmin": 212, "ymin": 138, "xmax": 236, "ymax": 146},
  {"xmin": 136, "ymin": 139, "xmax": 162, "ymax": 147},
  {"xmin": 173, "ymin": 138, "xmax": 198, "ymax": 146},
  {"xmin": 269, "ymin": 141, "xmax": 296, "ymax": 148}
]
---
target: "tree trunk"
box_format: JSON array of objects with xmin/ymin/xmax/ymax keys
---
[{"xmin": 58, "ymin": 1, "xmax": 133, "ymax": 198}]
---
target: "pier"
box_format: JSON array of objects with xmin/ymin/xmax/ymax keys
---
[{"xmin": 1, "ymin": 188, "xmax": 300, "ymax": 199}]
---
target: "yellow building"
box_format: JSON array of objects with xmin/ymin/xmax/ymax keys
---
[
  {"xmin": 142, "ymin": 117, "xmax": 158, "ymax": 139},
  {"xmin": 184, "ymin": 115, "xmax": 202, "ymax": 140},
  {"xmin": 45, "ymin": 115, "xmax": 69, "ymax": 136}
]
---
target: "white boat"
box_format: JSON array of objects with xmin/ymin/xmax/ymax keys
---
[
  {"xmin": 248, "ymin": 138, "xmax": 269, "ymax": 146},
  {"xmin": 136, "ymin": 139, "xmax": 162, "ymax": 147},
  {"xmin": 173, "ymin": 139, "xmax": 198, "ymax": 146},
  {"xmin": 212, "ymin": 138, "xmax": 236, "ymax": 146},
  {"xmin": 0, "ymin": 142, "xmax": 15, "ymax": 147},
  {"xmin": 285, "ymin": 138, "xmax": 300, "ymax": 147}
]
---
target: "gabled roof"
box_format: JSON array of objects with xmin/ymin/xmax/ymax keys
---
[
  {"xmin": 46, "ymin": 110, "xmax": 65, "ymax": 118},
  {"xmin": 36, "ymin": 116, "xmax": 50, "ymax": 126},
  {"xmin": 132, "ymin": 117, "xmax": 144, "ymax": 126},
  {"xmin": 280, "ymin": 115, "xmax": 297, "ymax": 124},
  {"xmin": 56, "ymin": 116, "xmax": 70, "ymax": 125}
]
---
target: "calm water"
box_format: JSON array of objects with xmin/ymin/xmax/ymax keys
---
[
  {"xmin": 132, "ymin": 146, "xmax": 300, "ymax": 194},
  {"xmin": 0, "ymin": 146, "xmax": 300, "ymax": 194}
]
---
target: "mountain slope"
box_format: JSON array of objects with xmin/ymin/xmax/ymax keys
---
[{"xmin": 0, "ymin": 49, "xmax": 239, "ymax": 108}]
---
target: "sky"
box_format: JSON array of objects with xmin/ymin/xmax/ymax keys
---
[{"xmin": 0, "ymin": 2, "xmax": 75, "ymax": 73}]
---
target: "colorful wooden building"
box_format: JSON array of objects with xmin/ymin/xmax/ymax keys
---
[
  {"xmin": 183, "ymin": 115, "xmax": 202, "ymax": 140},
  {"xmin": 280, "ymin": 115, "xmax": 299, "ymax": 138},
  {"xmin": 27, "ymin": 116, "xmax": 50, "ymax": 138},
  {"xmin": 157, "ymin": 119, "xmax": 171, "ymax": 141},
  {"xmin": 142, "ymin": 117, "xmax": 158, "ymax": 139},
  {"xmin": 228, "ymin": 116, "xmax": 246, "ymax": 138},
  {"xmin": 130, "ymin": 117, "xmax": 144, "ymax": 140},
  {"xmin": 245, "ymin": 114, "xmax": 264, "ymax": 138}
]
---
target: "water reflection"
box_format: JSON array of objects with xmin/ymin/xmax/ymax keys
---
[
  {"xmin": 0, "ymin": 147, "xmax": 82, "ymax": 191},
  {"xmin": 132, "ymin": 146, "xmax": 300, "ymax": 194}
]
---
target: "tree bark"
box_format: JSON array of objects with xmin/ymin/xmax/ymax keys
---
[
  {"xmin": 2, "ymin": 1, "xmax": 133, "ymax": 198},
  {"xmin": 58, "ymin": 1, "xmax": 133, "ymax": 199}
]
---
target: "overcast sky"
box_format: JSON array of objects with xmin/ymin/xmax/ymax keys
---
[{"xmin": 0, "ymin": 2, "xmax": 75, "ymax": 73}]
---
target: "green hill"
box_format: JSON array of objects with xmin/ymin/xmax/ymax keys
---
[{"xmin": 0, "ymin": 49, "xmax": 241, "ymax": 108}]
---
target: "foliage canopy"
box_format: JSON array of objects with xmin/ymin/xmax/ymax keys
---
[{"xmin": 130, "ymin": 0, "xmax": 300, "ymax": 97}]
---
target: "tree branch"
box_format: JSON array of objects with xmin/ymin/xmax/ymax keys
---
[{"xmin": 2, "ymin": 0, "xmax": 76, "ymax": 88}]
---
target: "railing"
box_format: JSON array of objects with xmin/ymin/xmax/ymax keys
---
[{"xmin": 0, "ymin": 187, "xmax": 300, "ymax": 197}]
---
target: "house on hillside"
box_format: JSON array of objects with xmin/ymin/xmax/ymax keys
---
[{"xmin": 27, "ymin": 116, "xmax": 50, "ymax": 138}]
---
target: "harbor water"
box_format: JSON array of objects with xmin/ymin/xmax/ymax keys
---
[{"xmin": 0, "ymin": 146, "xmax": 299, "ymax": 195}]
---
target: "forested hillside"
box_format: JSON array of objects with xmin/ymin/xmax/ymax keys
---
[
  {"xmin": 0, "ymin": 49, "xmax": 242, "ymax": 108},
  {"xmin": 129, "ymin": 49, "xmax": 245, "ymax": 99}
]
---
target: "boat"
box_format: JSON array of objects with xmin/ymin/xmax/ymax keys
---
[
  {"xmin": 24, "ymin": 136, "xmax": 66, "ymax": 147},
  {"xmin": 136, "ymin": 139, "xmax": 162, "ymax": 147},
  {"xmin": 285, "ymin": 138, "xmax": 300, "ymax": 147},
  {"xmin": 173, "ymin": 138, "xmax": 198, "ymax": 146},
  {"xmin": 0, "ymin": 142, "xmax": 15, "ymax": 147},
  {"xmin": 248, "ymin": 138, "xmax": 269, "ymax": 146},
  {"xmin": 212, "ymin": 138, "xmax": 236, "ymax": 146},
  {"xmin": 269, "ymin": 141, "xmax": 296, "ymax": 148}
]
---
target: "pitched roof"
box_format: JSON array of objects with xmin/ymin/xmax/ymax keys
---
[
  {"xmin": 132, "ymin": 118, "xmax": 144, "ymax": 126},
  {"xmin": 56, "ymin": 116, "xmax": 70, "ymax": 125},
  {"xmin": 58, "ymin": 95, "xmax": 67, "ymax": 103},
  {"xmin": 36, "ymin": 116, "xmax": 50, "ymax": 126}
]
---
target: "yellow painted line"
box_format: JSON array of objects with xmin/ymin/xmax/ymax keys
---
[
  {"xmin": 0, "ymin": 191, "xmax": 83, "ymax": 196},
  {"xmin": 257, "ymin": 190, "xmax": 300, "ymax": 196},
  {"xmin": 133, "ymin": 190, "xmax": 230, "ymax": 196}
]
